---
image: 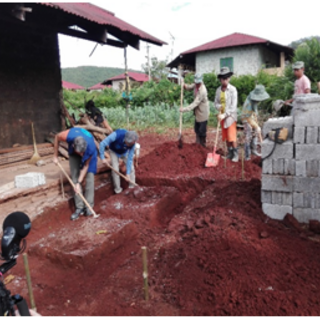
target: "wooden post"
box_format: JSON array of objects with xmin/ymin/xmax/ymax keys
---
[
  {"xmin": 23, "ymin": 253, "xmax": 36, "ymax": 311},
  {"xmin": 124, "ymin": 47, "xmax": 130, "ymax": 128},
  {"xmin": 141, "ymin": 246, "xmax": 149, "ymax": 301},
  {"xmin": 224, "ymin": 141, "xmax": 227, "ymax": 168},
  {"xmin": 241, "ymin": 146, "xmax": 245, "ymax": 181}
]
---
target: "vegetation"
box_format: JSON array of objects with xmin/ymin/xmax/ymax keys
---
[
  {"xmin": 141, "ymin": 57, "xmax": 169, "ymax": 80},
  {"xmin": 61, "ymin": 66, "xmax": 143, "ymax": 88}
]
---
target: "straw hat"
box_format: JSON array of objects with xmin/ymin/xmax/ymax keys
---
[{"xmin": 250, "ymin": 84, "xmax": 270, "ymax": 101}]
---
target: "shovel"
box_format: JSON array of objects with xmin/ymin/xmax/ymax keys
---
[
  {"xmin": 28, "ymin": 123, "xmax": 41, "ymax": 164},
  {"xmin": 205, "ymin": 118, "xmax": 221, "ymax": 168},
  {"xmin": 57, "ymin": 162, "xmax": 100, "ymax": 219},
  {"xmin": 106, "ymin": 162, "xmax": 139, "ymax": 187}
]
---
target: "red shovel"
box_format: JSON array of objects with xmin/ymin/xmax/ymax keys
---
[{"xmin": 205, "ymin": 118, "xmax": 221, "ymax": 167}]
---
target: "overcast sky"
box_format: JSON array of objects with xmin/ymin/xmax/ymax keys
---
[{"xmin": 58, "ymin": 0, "xmax": 320, "ymax": 71}]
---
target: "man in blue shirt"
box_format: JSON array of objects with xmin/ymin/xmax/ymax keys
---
[
  {"xmin": 99, "ymin": 129, "xmax": 138, "ymax": 194},
  {"xmin": 53, "ymin": 127, "xmax": 97, "ymax": 220}
]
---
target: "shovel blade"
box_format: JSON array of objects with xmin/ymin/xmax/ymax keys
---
[{"xmin": 205, "ymin": 152, "xmax": 220, "ymax": 167}]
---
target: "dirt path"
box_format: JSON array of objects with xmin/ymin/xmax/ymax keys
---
[{"xmin": 3, "ymin": 129, "xmax": 320, "ymax": 316}]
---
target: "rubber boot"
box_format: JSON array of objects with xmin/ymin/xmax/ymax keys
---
[
  {"xmin": 245, "ymin": 143, "xmax": 251, "ymax": 161},
  {"xmin": 231, "ymin": 148, "xmax": 239, "ymax": 162},
  {"xmin": 70, "ymin": 208, "xmax": 84, "ymax": 221},
  {"xmin": 222, "ymin": 147, "xmax": 233, "ymax": 160},
  {"xmin": 196, "ymin": 135, "xmax": 201, "ymax": 144},
  {"xmin": 200, "ymin": 136, "xmax": 206, "ymax": 148},
  {"xmin": 251, "ymin": 137, "xmax": 261, "ymax": 157}
]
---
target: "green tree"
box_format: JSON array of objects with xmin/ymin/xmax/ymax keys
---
[{"xmin": 142, "ymin": 57, "xmax": 169, "ymax": 80}]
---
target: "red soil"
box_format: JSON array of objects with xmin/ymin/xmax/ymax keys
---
[{"xmin": 3, "ymin": 137, "xmax": 320, "ymax": 316}]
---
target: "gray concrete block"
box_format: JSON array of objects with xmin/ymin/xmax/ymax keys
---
[
  {"xmin": 295, "ymin": 108, "xmax": 320, "ymax": 127},
  {"xmin": 262, "ymin": 158, "xmax": 272, "ymax": 174},
  {"xmin": 283, "ymin": 193, "xmax": 293, "ymax": 206},
  {"xmin": 294, "ymin": 177, "xmax": 320, "ymax": 193},
  {"xmin": 262, "ymin": 116, "xmax": 293, "ymax": 139},
  {"xmin": 15, "ymin": 172, "xmax": 46, "ymax": 188},
  {"xmin": 295, "ymin": 160, "xmax": 306, "ymax": 177},
  {"xmin": 262, "ymin": 175, "xmax": 293, "ymax": 192},
  {"xmin": 293, "ymin": 94, "xmax": 320, "ymax": 111},
  {"xmin": 284, "ymin": 159, "xmax": 295, "ymax": 176},
  {"xmin": 261, "ymin": 191, "xmax": 272, "ymax": 204},
  {"xmin": 306, "ymin": 127, "xmax": 319, "ymax": 144},
  {"xmin": 294, "ymin": 126, "xmax": 305, "ymax": 144},
  {"xmin": 304, "ymin": 193, "xmax": 317, "ymax": 209},
  {"xmin": 272, "ymin": 192, "xmax": 293, "ymax": 206},
  {"xmin": 293, "ymin": 192, "xmax": 304, "ymax": 208},
  {"xmin": 293, "ymin": 208, "xmax": 320, "ymax": 223},
  {"xmin": 296, "ymin": 144, "xmax": 320, "ymax": 160},
  {"xmin": 306, "ymin": 160, "xmax": 319, "ymax": 178},
  {"xmin": 272, "ymin": 192, "xmax": 283, "ymax": 205},
  {"xmin": 261, "ymin": 139, "xmax": 294, "ymax": 159},
  {"xmin": 262, "ymin": 203, "xmax": 292, "ymax": 220},
  {"xmin": 273, "ymin": 159, "xmax": 284, "ymax": 175}
]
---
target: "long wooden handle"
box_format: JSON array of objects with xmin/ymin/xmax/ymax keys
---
[
  {"xmin": 31, "ymin": 123, "xmax": 38, "ymax": 152},
  {"xmin": 57, "ymin": 162, "xmax": 99, "ymax": 218},
  {"xmin": 179, "ymin": 79, "xmax": 184, "ymax": 136},
  {"xmin": 213, "ymin": 117, "xmax": 221, "ymax": 152},
  {"xmin": 107, "ymin": 163, "xmax": 139, "ymax": 187}
]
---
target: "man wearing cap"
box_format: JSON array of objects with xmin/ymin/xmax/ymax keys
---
[
  {"xmin": 214, "ymin": 67, "xmax": 239, "ymax": 162},
  {"xmin": 53, "ymin": 127, "xmax": 97, "ymax": 220},
  {"xmin": 179, "ymin": 73, "xmax": 209, "ymax": 147},
  {"xmin": 99, "ymin": 129, "xmax": 139, "ymax": 194},
  {"xmin": 241, "ymin": 85, "xmax": 270, "ymax": 161},
  {"xmin": 284, "ymin": 61, "xmax": 311, "ymax": 106}
]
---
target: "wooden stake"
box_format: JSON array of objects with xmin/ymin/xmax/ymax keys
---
[
  {"xmin": 23, "ymin": 253, "xmax": 36, "ymax": 312},
  {"xmin": 224, "ymin": 141, "xmax": 227, "ymax": 168},
  {"xmin": 141, "ymin": 246, "xmax": 149, "ymax": 301},
  {"xmin": 60, "ymin": 172, "xmax": 65, "ymax": 199},
  {"xmin": 241, "ymin": 146, "xmax": 245, "ymax": 181}
]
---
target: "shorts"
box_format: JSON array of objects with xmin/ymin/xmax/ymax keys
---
[{"xmin": 221, "ymin": 120, "xmax": 237, "ymax": 142}]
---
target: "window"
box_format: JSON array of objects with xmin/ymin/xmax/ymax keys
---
[{"xmin": 220, "ymin": 57, "xmax": 233, "ymax": 72}]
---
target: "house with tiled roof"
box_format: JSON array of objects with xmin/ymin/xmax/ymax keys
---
[
  {"xmin": 102, "ymin": 72, "xmax": 149, "ymax": 91},
  {"xmin": 167, "ymin": 33, "xmax": 294, "ymax": 76},
  {"xmin": 62, "ymin": 80, "xmax": 85, "ymax": 91}
]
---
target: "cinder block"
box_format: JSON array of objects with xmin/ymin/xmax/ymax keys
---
[
  {"xmin": 262, "ymin": 203, "xmax": 292, "ymax": 220},
  {"xmin": 294, "ymin": 94, "xmax": 320, "ymax": 111},
  {"xmin": 284, "ymin": 159, "xmax": 295, "ymax": 176},
  {"xmin": 296, "ymin": 144, "xmax": 320, "ymax": 160},
  {"xmin": 293, "ymin": 192, "xmax": 304, "ymax": 208},
  {"xmin": 294, "ymin": 127, "xmax": 305, "ymax": 144},
  {"xmin": 295, "ymin": 160, "xmax": 306, "ymax": 177},
  {"xmin": 306, "ymin": 127, "xmax": 319, "ymax": 144},
  {"xmin": 304, "ymin": 193, "xmax": 317, "ymax": 209},
  {"xmin": 272, "ymin": 192, "xmax": 283, "ymax": 205},
  {"xmin": 262, "ymin": 158, "xmax": 272, "ymax": 174},
  {"xmin": 295, "ymin": 108, "xmax": 320, "ymax": 127},
  {"xmin": 273, "ymin": 159, "xmax": 284, "ymax": 175},
  {"xmin": 261, "ymin": 190, "xmax": 272, "ymax": 203},
  {"xmin": 261, "ymin": 139, "xmax": 294, "ymax": 159},
  {"xmin": 262, "ymin": 175, "xmax": 293, "ymax": 192},
  {"xmin": 293, "ymin": 208, "xmax": 320, "ymax": 223},
  {"xmin": 262, "ymin": 116, "xmax": 293, "ymax": 139},
  {"xmin": 306, "ymin": 160, "xmax": 319, "ymax": 178},
  {"xmin": 294, "ymin": 177, "xmax": 320, "ymax": 193},
  {"xmin": 15, "ymin": 172, "xmax": 46, "ymax": 188},
  {"xmin": 283, "ymin": 193, "xmax": 293, "ymax": 206}
]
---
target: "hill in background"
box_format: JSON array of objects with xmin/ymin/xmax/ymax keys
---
[{"xmin": 61, "ymin": 66, "xmax": 143, "ymax": 88}]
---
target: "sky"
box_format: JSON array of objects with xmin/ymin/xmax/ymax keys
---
[{"xmin": 58, "ymin": 0, "xmax": 320, "ymax": 71}]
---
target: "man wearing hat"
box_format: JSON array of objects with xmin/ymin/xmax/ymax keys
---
[
  {"xmin": 241, "ymin": 85, "xmax": 270, "ymax": 161},
  {"xmin": 284, "ymin": 61, "xmax": 311, "ymax": 106},
  {"xmin": 214, "ymin": 67, "xmax": 239, "ymax": 162},
  {"xmin": 180, "ymin": 73, "xmax": 209, "ymax": 147},
  {"xmin": 99, "ymin": 129, "xmax": 139, "ymax": 194}
]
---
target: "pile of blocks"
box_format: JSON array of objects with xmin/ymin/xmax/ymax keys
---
[
  {"xmin": 262, "ymin": 94, "xmax": 320, "ymax": 223},
  {"xmin": 15, "ymin": 172, "xmax": 46, "ymax": 188}
]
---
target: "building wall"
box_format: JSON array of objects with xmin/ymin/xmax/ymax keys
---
[
  {"xmin": 112, "ymin": 80, "xmax": 125, "ymax": 91},
  {"xmin": 196, "ymin": 44, "xmax": 280, "ymax": 76},
  {"xmin": 0, "ymin": 20, "xmax": 62, "ymax": 148}
]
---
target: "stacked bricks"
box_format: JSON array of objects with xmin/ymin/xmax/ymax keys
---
[{"xmin": 262, "ymin": 94, "xmax": 320, "ymax": 222}]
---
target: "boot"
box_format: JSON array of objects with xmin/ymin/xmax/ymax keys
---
[
  {"xmin": 196, "ymin": 135, "xmax": 201, "ymax": 144},
  {"xmin": 84, "ymin": 207, "xmax": 93, "ymax": 217},
  {"xmin": 200, "ymin": 136, "xmax": 206, "ymax": 148},
  {"xmin": 70, "ymin": 208, "xmax": 84, "ymax": 221},
  {"xmin": 222, "ymin": 147, "xmax": 233, "ymax": 160},
  {"xmin": 251, "ymin": 137, "xmax": 261, "ymax": 157},
  {"xmin": 231, "ymin": 148, "xmax": 239, "ymax": 162},
  {"xmin": 245, "ymin": 143, "xmax": 251, "ymax": 161}
]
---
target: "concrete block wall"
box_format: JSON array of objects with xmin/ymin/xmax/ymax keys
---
[{"xmin": 262, "ymin": 94, "xmax": 320, "ymax": 222}]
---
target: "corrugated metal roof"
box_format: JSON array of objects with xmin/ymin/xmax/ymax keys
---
[
  {"xmin": 62, "ymin": 80, "xmax": 84, "ymax": 90},
  {"xmin": 40, "ymin": 3, "xmax": 166, "ymax": 46},
  {"xmin": 88, "ymin": 83, "xmax": 107, "ymax": 90},
  {"xmin": 105, "ymin": 72, "xmax": 149, "ymax": 82},
  {"xmin": 183, "ymin": 33, "xmax": 270, "ymax": 54}
]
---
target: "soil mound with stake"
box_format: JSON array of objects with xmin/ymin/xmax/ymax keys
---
[{"xmin": 5, "ymin": 137, "xmax": 320, "ymax": 316}]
